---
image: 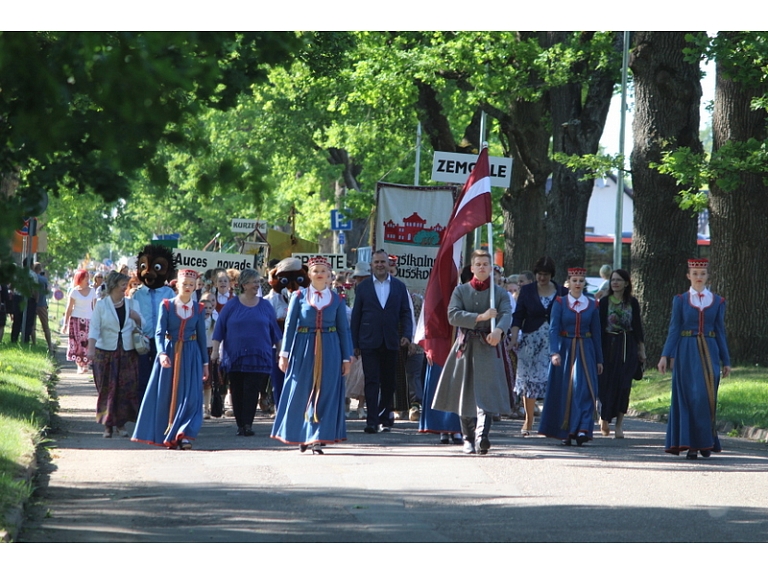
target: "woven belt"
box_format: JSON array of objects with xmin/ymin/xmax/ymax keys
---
[
  {"xmin": 681, "ymin": 331, "xmax": 715, "ymax": 337},
  {"xmin": 559, "ymin": 331, "xmax": 592, "ymax": 338},
  {"xmin": 296, "ymin": 326, "xmax": 337, "ymax": 333},
  {"xmin": 166, "ymin": 334, "xmax": 197, "ymax": 340}
]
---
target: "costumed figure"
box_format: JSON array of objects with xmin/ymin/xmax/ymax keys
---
[
  {"xmin": 132, "ymin": 269, "xmax": 209, "ymax": 450},
  {"xmin": 264, "ymin": 257, "xmax": 309, "ymax": 409},
  {"xmin": 131, "ymin": 244, "xmax": 176, "ymax": 398},
  {"xmin": 271, "ymin": 256, "xmax": 353, "ymax": 453},
  {"xmin": 658, "ymin": 259, "xmax": 731, "ymax": 460},
  {"xmin": 538, "ymin": 267, "xmax": 603, "ymax": 446}
]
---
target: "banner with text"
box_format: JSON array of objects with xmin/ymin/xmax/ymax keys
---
[
  {"xmin": 172, "ymin": 249, "xmax": 256, "ymax": 275},
  {"xmin": 292, "ymin": 253, "xmax": 348, "ymax": 272},
  {"xmin": 375, "ymin": 182, "xmax": 457, "ymax": 293}
]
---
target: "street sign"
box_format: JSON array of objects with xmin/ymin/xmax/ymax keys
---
[
  {"xmin": 330, "ymin": 210, "xmax": 352, "ymax": 231},
  {"xmin": 338, "ymin": 231, "xmax": 345, "ymax": 245},
  {"xmin": 431, "ymin": 151, "xmax": 513, "ymax": 188},
  {"xmin": 231, "ymin": 219, "xmax": 268, "ymax": 235}
]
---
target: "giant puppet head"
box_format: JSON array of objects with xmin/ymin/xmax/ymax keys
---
[
  {"xmin": 268, "ymin": 257, "xmax": 308, "ymax": 296},
  {"xmin": 137, "ymin": 244, "xmax": 176, "ymax": 290}
]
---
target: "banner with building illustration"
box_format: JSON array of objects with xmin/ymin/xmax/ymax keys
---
[{"xmin": 375, "ymin": 182, "xmax": 458, "ymax": 293}]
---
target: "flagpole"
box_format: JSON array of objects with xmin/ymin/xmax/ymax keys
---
[{"xmin": 487, "ymin": 221, "xmax": 496, "ymax": 333}]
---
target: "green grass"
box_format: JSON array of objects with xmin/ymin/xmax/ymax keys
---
[
  {"xmin": 630, "ymin": 366, "xmax": 768, "ymax": 430},
  {"xmin": 0, "ymin": 340, "xmax": 56, "ymax": 540}
]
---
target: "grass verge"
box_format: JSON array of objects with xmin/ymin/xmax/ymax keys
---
[
  {"xmin": 0, "ymin": 340, "xmax": 57, "ymax": 541},
  {"xmin": 629, "ymin": 365, "xmax": 768, "ymax": 432}
]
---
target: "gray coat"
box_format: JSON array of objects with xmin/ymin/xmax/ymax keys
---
[{"xmin": 432, "ymin": 282, "xmax": 512, "ymax": 417}]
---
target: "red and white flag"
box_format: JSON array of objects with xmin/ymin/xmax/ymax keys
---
[{"xmin": 416, "ymin": 147, "xmax": 492, "ymax": 365}]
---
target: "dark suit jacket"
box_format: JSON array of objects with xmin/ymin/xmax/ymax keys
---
[
  {"xmin": 351, "ymin": 275, "xmax": 413, "ymax": 351},
  {"xmin": 512, "ymin": 281, "xmax": 567, "ymax": 334}
]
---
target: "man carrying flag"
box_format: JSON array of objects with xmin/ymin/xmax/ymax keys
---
[{"xmin": 417, "ymin": 147, "xmax": 512, "ymax": 454}]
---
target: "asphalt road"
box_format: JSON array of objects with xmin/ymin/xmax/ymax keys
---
[{"xmin": 19, "ymin": 353, "xmax": 768, "ymax": 545}]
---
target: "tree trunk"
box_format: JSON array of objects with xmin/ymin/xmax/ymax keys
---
[
  {"xmin": 498, "ymin": 97, "xmax": 549, "ymax": 274},
  {"xmin": 709, "ymin": 33, "xmax": 768, "ymax": 364},
  {"xmin": 546, "ymin": 32, "xmax": 620, "ymax": 284},
  {"xmin": 629, "ymin": 32, "xmax": 703, "ymax": 362}
]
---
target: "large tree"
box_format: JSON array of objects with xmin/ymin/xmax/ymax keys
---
[
  {"xmin": 629, "ymin": 32, "xmax": 704, "ymax": 361},
  {"xmin": 0, "ymin": 31, "xmax": 303, "ymax": 285},
  {"xmin": 546, "ymin": 31, "xmax": 622, "ymax": 282}
]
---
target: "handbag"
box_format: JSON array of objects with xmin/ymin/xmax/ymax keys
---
[
  {"xmin": 129, "ymin": 299, "xmax": 150, "ymax": 355},
  {"xmin": 632, "ymin": 361, "xmax": 645, "ymax": 381}
]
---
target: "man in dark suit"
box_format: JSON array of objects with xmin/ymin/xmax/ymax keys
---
[{"xmin": 351, "ymin": 249, "xmax": 413, "ymax": 433}]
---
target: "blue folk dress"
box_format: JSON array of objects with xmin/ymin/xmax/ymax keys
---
[
  {"xmin": 271, "ymin": 287, "xmax": 353, "ymax": 446},
  {"xmin": 661, "ymin": 290, "xmax": 730, "ymax": 455},
  {"xmin": 132, "ymin": 298, "xmax": 207, "ymax": 448},
  {"xmin": 538, "ymin": 295, "xmax": 603, "ymax": 442}
]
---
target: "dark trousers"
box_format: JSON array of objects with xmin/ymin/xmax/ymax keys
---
[
  {"xmin": 361, "ymin": 345, "xmax": 399, "ymax": 427},
  {"xmin": 460, "ymin": 408, "xmax": 492, "ymax": 443},
  {"xmin": 11, "ymin": 296, "xmax": 36, "ymax": 343},
  {"xmin": 229, "ymin": 371, "xmax": 269, "ymax": 428}
]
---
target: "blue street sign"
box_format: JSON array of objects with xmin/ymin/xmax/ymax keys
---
[
  {"xmin": 330, "ymin": 209, "xmax": 352, "ymax": 231},
  {"xmin": 338, "ymin": 231, "xmax": 345, "ymax": 245}
]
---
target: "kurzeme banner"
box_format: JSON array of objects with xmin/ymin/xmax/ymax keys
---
[{"xmin": 375, "ymin": 182, "xmax": 457, "ymax": 293}]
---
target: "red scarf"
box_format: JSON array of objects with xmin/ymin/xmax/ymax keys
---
[{"xmin": 469, "ymin": 276, "xmax": 491, "ymax": 291}]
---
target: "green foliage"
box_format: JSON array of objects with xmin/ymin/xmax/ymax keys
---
[
  {"xmin": 553, "ymin": 151, "xmax": 626, "ymax": 181},
  {"xmin": 0, "ymin": 31, "xmax": 304, "ymax": 283}
]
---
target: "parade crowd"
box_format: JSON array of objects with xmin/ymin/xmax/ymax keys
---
[{"xmin": 17, "ymin": 246, "xmax": 729, "ymax": 462}]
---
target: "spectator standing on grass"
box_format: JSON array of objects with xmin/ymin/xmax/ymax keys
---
[{"xmin": 33, "ymin": 263, "xmax": 55, "ymax": 353}]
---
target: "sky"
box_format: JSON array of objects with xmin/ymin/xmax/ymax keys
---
[{"xmin": 599, "ymin": 47, "xmax": 717, "ymax": 159}]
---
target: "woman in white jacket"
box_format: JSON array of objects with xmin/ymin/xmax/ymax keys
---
[{"xmin": 87, "ymin": 271, "xmax": 144, "ymax": 438}]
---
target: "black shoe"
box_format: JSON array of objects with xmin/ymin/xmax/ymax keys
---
[
  {"xmin": 686, "ymin": 450, "xmax": 698, "ymax": 460},
  {"xmin": 700, "ymin": 449, "xmax": 711, "ymax": 458},
  {"xmin": 561, "ymin": 438, "xmax": 572, "ymax": 446},
  {"xmin": 364, "ymin": 426, "xmax": 378, "ymax": 434},
  {"xmin": 451, "ymin": 435, "xmax": 464, "ymax": 445},
  {"xmin": 477, "ymin": 437, "xmax": 491, "ymax": 455},
  {"xmin": 236, "ymin": 427, "xmax": 245, "ymax": 436},
  {"xmin": 576, "ymin": 433, "xmax": 588, "ymax": 446},
  {"xmin": 311, "ymin": 445, "xmax": 324, "ymax": 455},
  {"xmin": 243, "ymin": 425, "xmax": 255, "ymax": 437},
  {"xmin": 439, "ymin": 433, "xmax": 450, "ymax": 444},
  {"xmin": 299, "ymin": 444, "xmax": 308, "ymax": 452}
]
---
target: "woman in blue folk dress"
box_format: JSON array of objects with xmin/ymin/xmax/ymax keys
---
[
  {"xmin": 132, "ymin": 269, "xmax": 209, "ymax": 450},
  {"xmin": 271, "ymin": 256, "xmax": 353, "ymax": 454},
  {"xmin": 539, "ymin": 267, "xmax": 603, "ymax": 446},
  {"xmin": 658, "ymin": 259, "xmax": 731, "ymax": 460}
]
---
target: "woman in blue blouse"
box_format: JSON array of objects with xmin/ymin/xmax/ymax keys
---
[{"xmin": 211, "ymin": 268, "xmax": 281, "ymax": 437}]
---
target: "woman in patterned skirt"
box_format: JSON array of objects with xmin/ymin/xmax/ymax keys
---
[{"xmin": 63, "ymin": 269, "xmax": 96, "ymax": 374}]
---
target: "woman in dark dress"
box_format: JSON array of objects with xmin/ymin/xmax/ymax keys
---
[{"xmin": 597, "ymin": 269, "xmax": 646, "ymax": 439}]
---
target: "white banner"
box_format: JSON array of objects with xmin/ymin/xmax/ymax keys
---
[
  {"xmin": 292, "ymin": 252, "xmax": 348, "ymax": 272},
  {"xmin": 375, "ymin": 183, "xmax": 457, "ymax": 293},
  {"xmin": 172, "ymin": 249, "xmax": 256, "ymax": 275},
  {"xmin": 431, "ymin": 151, "xmax": 512, "ymax": 188}
]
